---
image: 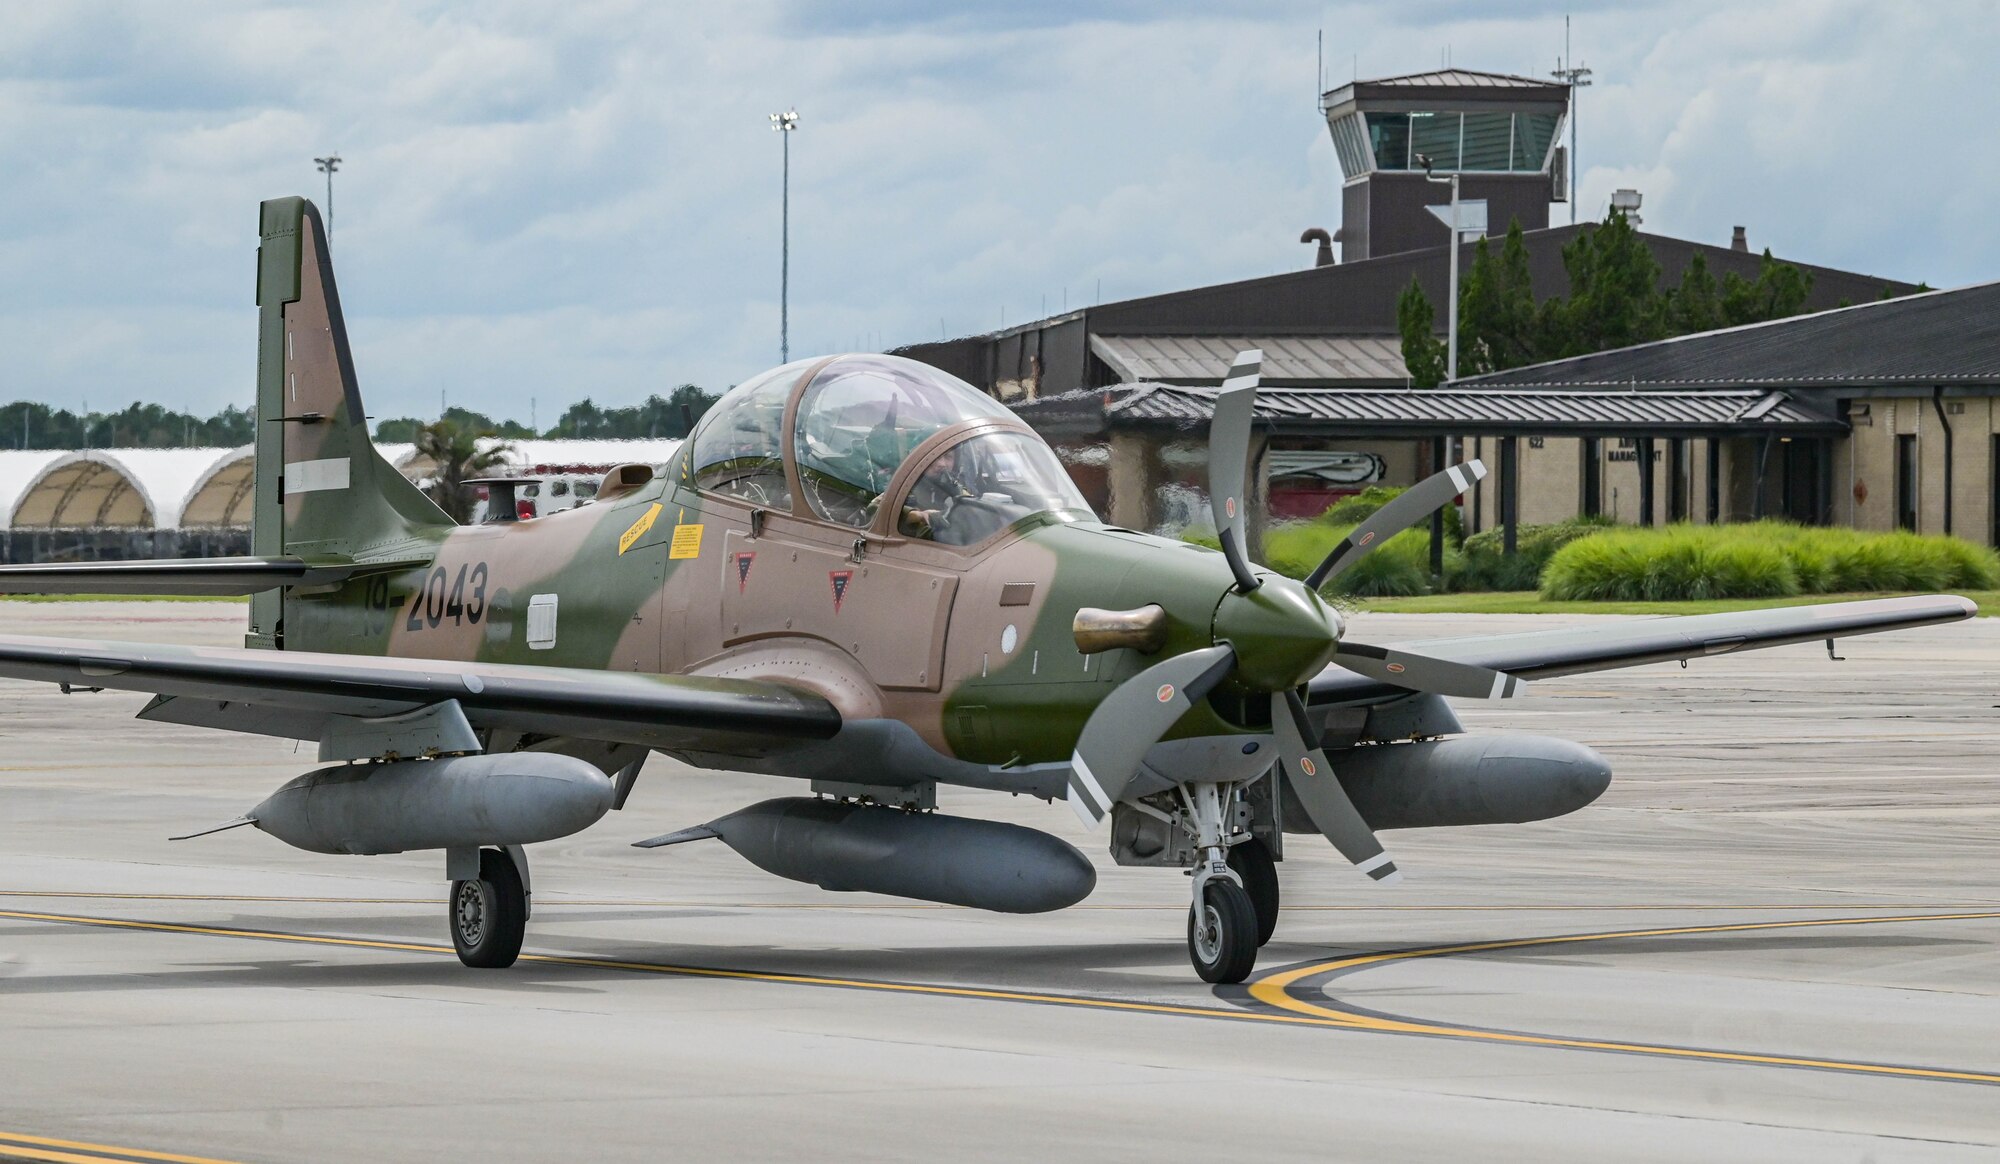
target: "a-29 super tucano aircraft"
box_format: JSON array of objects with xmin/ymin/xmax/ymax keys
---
[{"xmin": 0, "ymin": 198, "xmax": 1976, "ymax": 983}]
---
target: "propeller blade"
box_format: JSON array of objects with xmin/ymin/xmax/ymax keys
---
[
  {"xmin": 1209, "ymin": 349, "xmax": 1262, "ymax": 594},
  {"xmin": 1304, "ymin": 460, "xmax": 1488, "ymax": 591},
  {"xmin": 1067, "ymin": 645, "xmax": 1237, "ymax": 829},
  {"xmin": 1331, "ymin": 640, "xmax": 1528, "ymax": 700},
  {"xmin": 1270, "ymin": 689, "xmax": 1400, "ymax": 884}
]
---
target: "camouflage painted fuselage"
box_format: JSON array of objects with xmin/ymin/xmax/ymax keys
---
[{"xmin": 254, "ymin": 195, "xmax": 1258, "ymax": 772}]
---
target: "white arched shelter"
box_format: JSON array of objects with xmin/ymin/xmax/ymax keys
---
[
  {"xmin": 10, "ymin": 449, "xmax": 231, "ymax": 530},
  {"xmin": 179, "ymin": 445, "xmax": 256, "ymax": 528}
]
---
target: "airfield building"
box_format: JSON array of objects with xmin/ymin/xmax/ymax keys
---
[{"xmin": 900, "ymin": 67, "xmax": 1987, "ymax": 549}]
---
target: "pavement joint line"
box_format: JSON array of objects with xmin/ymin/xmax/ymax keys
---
[
  {"xmin": 1247, "ymin": 910, "xmax": 2000, "ymax": 1086},
  {"xmin": 0, "ymin": 1130, "xmax": 245, "ymax": 1164},
  {"xmin": 7, "ymin": 906, "xmax": 2000, "ymax": 1085}
]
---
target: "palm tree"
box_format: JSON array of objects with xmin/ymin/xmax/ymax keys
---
[{"xmin": 414, "ymin": 419, "xmax": 513, "ymax": 523}]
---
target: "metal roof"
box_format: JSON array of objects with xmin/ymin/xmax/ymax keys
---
[
  {"xmin": 1344, "ymin": 68, "xmax": 1565, "ymax": 91},
  {"xmin": 1462, "ymin": 280, "xmax": 2000, "ymax": 390},
  {"xmin": 1089, "ymin": 334, "xmax": 1407, "ymax": 385},
  {"xmin": 1015, "ymin": 384, "xmax": 1845, "ymax": 439}
]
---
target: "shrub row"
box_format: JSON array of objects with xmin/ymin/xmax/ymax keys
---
[
  {"xmin": 1456, "ymin": 516, "xmax": 1614, "ymax": 592},
  {"xmin": 1540, "ymin": 522, "xmax": 2000, "ymax": 601}
]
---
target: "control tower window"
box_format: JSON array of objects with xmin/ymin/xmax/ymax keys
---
[
  {"xmin": 1410, "ymin": 111, "xmax": 1461, "ymax": 171},
  {"xmin": 1363, "ymin": 110, "xmax": 1564, "ymax": 174},
  {"xmin": 1366, "ymin": 112, "xmax": 1411, "ymax": 170},
  {"xmin": 1459, "ymin": 112, "xmax": 1513, "ymax": 171},
  {"xmin": 1512, "ymin": 111, "xmax": 1561, "ymax": 170}
]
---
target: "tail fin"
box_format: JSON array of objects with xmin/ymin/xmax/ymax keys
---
[{"xmin": 247, "ymin": 197, "xmax": 450, "ymax": 647}]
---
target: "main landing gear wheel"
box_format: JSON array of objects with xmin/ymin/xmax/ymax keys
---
[
  {"xmin": 451, "ymin": 847, "xmax": 526, "ymax": 969},
  {"xmin": 1188, "ymin": 879, "xmax": 1259, "ymax": 984},
  {"xmin": 1230, "ymin": 839, "xmax": 1280, "ymax": 947}
]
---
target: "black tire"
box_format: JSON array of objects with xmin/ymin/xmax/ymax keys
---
[
  {"xmin": 1187, "ymin": 879, "xmax": 1259, "ymax": 984},
  {"xmin": 450, "ymin": 848, "xmax": 527, "ymax": 969},
  {"xmin": 1231, "ymin": 839, "xmax": 1281, "ymax": 947}
]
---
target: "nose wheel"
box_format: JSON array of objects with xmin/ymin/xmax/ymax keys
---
[
  {"xmin": 450, "ymin": 847, "xmax": 527, "ymax": 968},
  {"xmin": 1188, "ymin": 878, "xmax": 1259, "ymax": 983}
]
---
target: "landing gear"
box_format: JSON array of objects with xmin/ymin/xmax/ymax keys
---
[
  {"xmin": 1188, "ymin": 878, "xmax": 1258, "ymax": 983},
  {"xmin": 451, "ymin": 847, "xmax": 527, "ymax": 968},
  {"xmin": 1182, "ymin": 780, "xmax": 1262, "ymax": 984},
  {"xmin": 1230, "ymin": 837, "xmax": 1280, "ymax": 947}
]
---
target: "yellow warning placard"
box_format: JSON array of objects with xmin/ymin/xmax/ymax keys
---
[
  {"xmin": 617, "ymin": 502, "xmax": 662, "ymax": 556},
  {"xmin": 668, "ymin": 522, "xmax": 704, "ymax": 560}
]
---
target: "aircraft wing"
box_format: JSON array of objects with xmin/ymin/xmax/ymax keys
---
[
  {"xmin": 0, "ymin": 634, "xmax": 840, "ymax": 756},
  {"xmin": 0, "ymin": 556, "xmax": 423, "ymax": 596},
  {"xmin": 1308, "ymin": 594, "xmax": 1977, "ymax": 706}
]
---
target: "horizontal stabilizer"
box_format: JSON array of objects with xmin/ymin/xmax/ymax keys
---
[
  {"xmin": 169, "ymin": 815, "xmax": 258, "ymax": 841},
  {"xmin": 632, "ymin": 825, "xmax": 719, "ymax": 849},
  {"xmin": 0, "ymin": 557, "xmax": 349, "ymax": 596}
]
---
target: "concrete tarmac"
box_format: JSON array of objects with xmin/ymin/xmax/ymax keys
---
[{"xmin": 0, "ymin": 600, "xmax": 1996, "ymax": 1162}]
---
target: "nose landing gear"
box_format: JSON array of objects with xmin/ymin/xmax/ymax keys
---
[
  {"xmin": 1181, "ymin": 780, "xmax": 1274, "ymax": 984},
  {"xmin": 1189, "ymin": 876, "xmax": 1259, "ymax": 983}
]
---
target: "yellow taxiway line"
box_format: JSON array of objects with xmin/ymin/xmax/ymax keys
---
[
  {"xmin": 0, "ymin": 1129, "xmax": 243, "ymax": 1164},
  {"xmin": 4, "ymin": 906, "xmax": 1997, "ymax": 1086},
  {"xmin": 1249, "ymin": 911, "xmax": 2000, "ymax": 1085}
]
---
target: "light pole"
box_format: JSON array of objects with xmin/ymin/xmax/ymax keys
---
[
  {"xmin": 1419, "ymin": 154, "xmax": 1460, "ymax": 383},
  {"xmin": 770, "ymin": 109, "xmax": 799, "ymax": 362},
  {"xmin": 314, "ymin": 154, "xmax": 342, "ymax": 235}
]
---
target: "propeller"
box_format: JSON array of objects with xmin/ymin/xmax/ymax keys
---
[
  {"xmin": 1208, "ymin": 350, "xmax": 1263, "ymax": 594},
  {"xmin": 1065, "ymin": 348, "xmax": 1527, "ymax": 886}
]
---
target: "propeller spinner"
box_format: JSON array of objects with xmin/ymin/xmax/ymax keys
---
[{"xmin": 1066, "ymin": 350, "xmax": 1528, "ymax": 887}]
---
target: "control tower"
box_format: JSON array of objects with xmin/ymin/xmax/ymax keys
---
[{"xmin": 1321, "ymin": 69, "xmax": 1570, "ymax": 262}]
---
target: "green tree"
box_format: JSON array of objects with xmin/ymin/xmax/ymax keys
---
[
  {"xmin": 545, "ymin": 385, "xmax": 717, "ymax": 439},
  {"xmin": 1550, "ymin": 210, "xmax": 1665, "ymax": 357},
  {"xmin": 1397, "ymin": 277, "xmax": 1447, "ymax": 388},
  {"xmin": 1668, "ymin": 250, "xmax": 1722, "ymax": 335},
  {"xmin": 373, "ymin": 417, "xmax": 425, "ymax": 443},
  {"xmin": 1719, "ymin": 249, "xmax": 1814, "ymax": 327},
  {"xmin": 1458, "ymin": 219, "xmax": 1540, "ymax": 375},
  {"xmin": 414, "ymin": 419, "xmax": 513, "ymax": 523}
]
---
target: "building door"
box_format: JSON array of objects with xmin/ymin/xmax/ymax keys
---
[{"xmin": 1896, "ymin": 434, "xmax": 1918, "ymax": 531}]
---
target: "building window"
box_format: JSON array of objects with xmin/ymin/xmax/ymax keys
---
[
  {"xmin": 1459, "ymin": 112, "xmax": 1513, "ymax": 170},
  {"xmin": 1365, "ymin": 112, "xmax": 1411, "ymax": 170},
  {"xmin": 1328, "ymin": 114, "xmax": 1373, "ymax": 179},
  {"xmin": 1360, "ymin": 110, "xmax": 1564, "ymax": 173},
  {"xmin": 1896, "ymin": 434, "xmax": 1918, "ymax": 531},
  {"xmin": 1410, "ymin": 111, "xmax": 1461, "ymax": 170},
  {"xmin": 1512, "ymin": 112, "xmax": 1562, "ymax": 170}
]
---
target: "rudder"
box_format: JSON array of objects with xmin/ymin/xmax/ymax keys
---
[{"xmin": 247, "ymin": 197, "xmax": 450, "ymax": 649}]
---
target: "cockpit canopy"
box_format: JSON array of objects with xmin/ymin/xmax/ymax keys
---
[{"xmin": 689, "ymin": 354, "xmax": 1090, "ymax": 546}]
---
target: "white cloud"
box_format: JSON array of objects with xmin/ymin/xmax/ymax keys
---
[{"xmin": 0, "ymin": 0, "xmax": 1994, "ymax": 423}]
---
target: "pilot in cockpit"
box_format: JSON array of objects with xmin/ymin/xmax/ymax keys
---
[{"xmin": 898, "ymin": 441, "xmax": 976, "ymax": 540}]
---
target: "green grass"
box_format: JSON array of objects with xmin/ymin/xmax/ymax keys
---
[{"xmin": 1355, "ymin": 589, "xmax": 1997, "ymax": 617}]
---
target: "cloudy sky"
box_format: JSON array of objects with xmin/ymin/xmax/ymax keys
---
[{"xmin": 2, "ymin": 0, "xmax": 1996, "ymax": 423}]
